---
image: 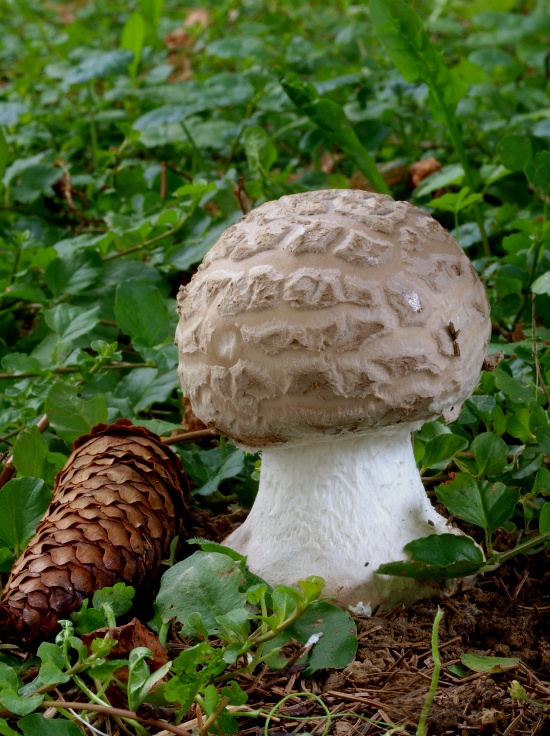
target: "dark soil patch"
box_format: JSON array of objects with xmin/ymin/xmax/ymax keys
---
[{"xmin": 188, "ymin": 508, "xmax": 550, "ymax": 735}]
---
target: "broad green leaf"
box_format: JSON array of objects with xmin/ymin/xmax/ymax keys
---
[
  {"xmin": 0, "ymin": 691, "xmax": 43, "ymax": 717},
  {"xmin": 0, "ymin": 102, "xmax": 27, "ymax": 126},
  {"xmin": 498, "ymin": 134, "xmax": 533, "ymax": 171},
  {"xmin": 92, "ymin": 583, "xmax": 135, "ymax": 618},
  {"xmin": 436, "ymin": 474, "xmax": 519, "ymax": 533},
  {"xmin": 0, "ymin": 663, "xmax": 20, "ymax": 691},
  {"xmin": 37, "ymin": 642, "xmax": 64, "ymax": 669},
  {"xmin": 0, "ymin": 548, "xmax": 15, "ymax": 574},
  {"xmin": 36, "ymin": 663, "xmax": 70, "ymax": 687},
  {"xmin": 152, "ymin": 551, "xmax": 248, "ymax": 636},
  {"xmin": 193, "ymin": 450, "xmax": 245, "ymax": 497},
  {"xmin": 0, "ymin": 478, "xmax": 50, "ymax": 555},
  {"xmin": 45, "ymin": 250, "xmax": 103, "ymax": 297},
  {"xmin": 114, "ymin": 280, "xmax": 170, "ymax": 348},
  {"xmin": 0, "ymin": 354, "xmax": 44, "ymax": 375},
  {"xmin": 420, "ymin": 434, "xmax": 467, "ymax": 471},
  {"xmin": 470, "ymin": 432, "xmax": 508, "ymax": 476},
  {"xmin": 493, "ymin": 366, "xmax": 534, "ymax": 405},
  {"xmin": 44, "ymin": 304, "xmax": 101, "ymax": 345},
  {"xmin": 19, "ymin": 714, "xmax": 82, "ymax": 736},
  {"xmin": 65, "ymin": 50, "xmax": 134, "ymax": 84},
  {"xmin": 11, "ymin": 426, "xmax": 48, "ymax": 478},
  {"xmin": 0, "ymin": 718, "xmax": 19, "ymax": 736},
  {"xmin": 377, "ymin": 534, "xmax": 484, "ymax": 580},
  {"xmin": 221, "ymin": 681, "xmax": 247, "ymax": 706},
  {"xmin": 45, "ymin": 382, "xmax": 108, "ymax": 443},
  {"xmin": 461, "ymin": 653, "xmax": 519, "ymax": 673},
  {"xmin": 525, "ymin": 151, "xmax": 550, "ymax": 195},
  {"xmin": 532, "ymin": 271, "xmax": 550, "ymax": 296},
  {"xmin": 121, "ymin": 12, "xmax": 146, "ymax": 79},
  {"xmin": 265, "ymin": 601, "xmax": 357, "ymax": 676}
]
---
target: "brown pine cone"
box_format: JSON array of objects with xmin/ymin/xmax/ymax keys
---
[{"xmin": 0, "ymin": 418, "xmax": 190, "ymax": 645}]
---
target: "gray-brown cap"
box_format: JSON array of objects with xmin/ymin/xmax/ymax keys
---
[{"xmin": 176, "ymin": 190, "xmax": 491, "ymax": 447}]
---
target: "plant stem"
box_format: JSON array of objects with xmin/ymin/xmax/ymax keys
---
[
  {"xmin": 0, "ymin": 362, "xmax": 155, "ymax": 380},
  {"xmin": 416, "ymin": 607, "xmax": 443, "ymax": 736},
  {"xmin": 200, "ymin": 695, "xmax": 231, "ymax": 736},
  {"xmin": 40, "ymin": 701, "xmax": 192, "ymax": 736}
]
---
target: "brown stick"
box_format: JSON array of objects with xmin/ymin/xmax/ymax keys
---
[{"xmin": 40, "ymin": 701, "xmax": 191, "ymax": 736}]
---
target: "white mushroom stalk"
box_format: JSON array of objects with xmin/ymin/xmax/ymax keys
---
[
  {"xmin": 225, "ymin": 425, "xmax": 455, "ymax": 613},
  {"xmin": 175, "ymin": 189, "xmax": 491, "ymax": 611}
]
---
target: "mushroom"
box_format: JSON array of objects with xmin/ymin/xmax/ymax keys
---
[{"xmin": 175, "ymin": 190, "xmax": 491, "ymax": 612}]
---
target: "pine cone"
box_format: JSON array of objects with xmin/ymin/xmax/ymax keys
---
[{"xmin": 0, "ymin": 419, "xmax": 190, "ymax": 645}]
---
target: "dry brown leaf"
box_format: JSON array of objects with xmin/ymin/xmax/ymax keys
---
[
  {"xmin": 408, "ymin": 156, "xmax": 442, "ymax": 188},
  {"xmin": 0, "ymin": 419, "xmax": 189, "ymax": 646}
]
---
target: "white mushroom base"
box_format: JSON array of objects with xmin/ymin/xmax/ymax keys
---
[{"xmin": 225, "ymin": 426, "xmax": 466, "ymax": 613}]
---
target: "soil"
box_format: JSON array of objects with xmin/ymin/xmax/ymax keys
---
[{"xmin": 188, "ymin": 508, "xmax": 550, "ymax": 736}]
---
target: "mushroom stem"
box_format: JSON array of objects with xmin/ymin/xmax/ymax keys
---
[{"xmin": 225, "ymin": 424, "xmax": 459, "ymax": 613}]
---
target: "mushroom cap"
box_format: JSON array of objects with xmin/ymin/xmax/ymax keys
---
[{"xmin": 176, "ymin": 190, "xmax": 491, "ymax": 447}]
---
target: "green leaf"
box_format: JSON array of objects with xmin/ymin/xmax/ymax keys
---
[
  {"xmin": 265, "ymin": 601, "xmax": 357, "ymax": 676},
  {"xmin": 36, "ymin": 663, "xmax": 70, "ymax": 687},
  {"xmin": 45, "ymin": 382, "xmax": 108, "ymax": 443},
  {"xmin": 44, "ymin": 304, "xmax": 101, "ymax": 345},
  {"xmin": 498, "ymin": 135, "xmax": 533, "ymax": 171},
  {"xmin": 140, "ymin": 0, "xmax": 164, "ymax": 30},
  {"xmin": 377, "ymin": 534, "xmax": 484, "ymax": 580},
  {"xmin": 65, "ymin": 50, "xmax": 134, "ymax": 84},
  {"xmin": 221, "ymin": 681, "xmax": 247, "ymax": 706},
  {"xmin": 0, "ymin": 478, "xmax": 50, "ymax": 555},
  {"xmin": 19, "ymin": 714, "xmax": 82, "ymax": 736},
  {"xmin": 193, "ymin": 450, "xmax": 245, "ymax": 497},
  {"xmin": 0, "ymin": 128, "xmax": 8, "ymax": 181},
  {"xmin": 460, "ymin": 653, "xmax": 519, "ymax": 673},
  {"xmin": 152, "ymin": 551, "xmax": 248, "ymax": 636},
  {"xmin": 0, "ymin": 691, "xmax": 43, "ymax": 717},
  {"xmin": 37, "ymin": 642, "xmax": 64, "ymax": 669},
  {"xmin": 420, "ymin": 434, "xmax": 468, "ymax": 471},
  {"xmin": 0, "ymin": 548, "xmax": 15, "ymax": 574},
  {"xmin": 243, "ymin": 126, "xmax": 277, "ymax": 177},
  {"xmin": 45, "ymin": 251, "xmax": 103, "ymax": 297},
  {"xmin": 121, "ymin": 12, "xmax": 146, "ymax": 80},
  {"xmin": 0, "ymin": 354, "xmax": 44, "ymax": 375},
  {"xmin": 279, "ymin": 72, "xmax": 390, "ymax": 194},
  {"xmin": 436, "ymin": 474, "xmax": 519, "ymax": 533},
  {"xmin": 92, "ymin": 583, "xmax": 135, "ymax": 618},
  {"xmin": 470, "ymin": 432, "xmax": 509, "ymax": 476},
  {"xmin": 0, "ymin": 718, "xmax": 19, "ymax": 736},
  {"xmin": 11, "ymin": 427, "xmax": 49, "ymax": 478},
  {"xmin": 525, "ymin": 151, "xmax": 550, "ymax": 194},
  {"xmin": 0, "ymin": 663, "xmax": 20, "ymax": 691},
  {"xmin": 540, "ymin": 503, "xmax": 550, "ymax": 547},
  {"xmin": 114, "ymin": 280, "xmax": 170, "ymax": 348},
  {"xmin": 370, "ymin": 0, "xmax": 463, "ymax": 118},
  {"xmin": 532, "ymin": 271, "xmax": 550, "ymax": 296}
]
